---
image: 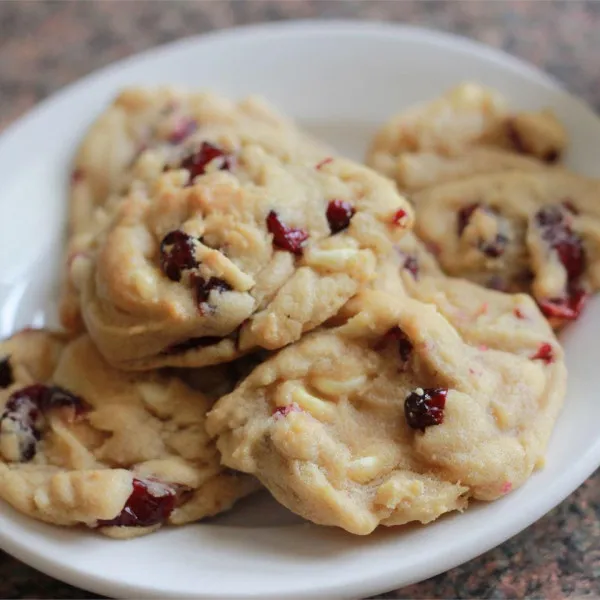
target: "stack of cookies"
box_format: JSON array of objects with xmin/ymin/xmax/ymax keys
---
[{"xmin": 0, "ymin": 83, "xmax": 590, "ymax": 537}]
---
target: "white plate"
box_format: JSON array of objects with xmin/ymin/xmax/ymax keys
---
[{"xmin": 0, "ymin": 20, "xmax": 599, "ymax": 600}]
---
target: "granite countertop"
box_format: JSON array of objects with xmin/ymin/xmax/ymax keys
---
[{"xmin": 0, "ymin": 1, "xmax": 598, "ymax": 598}]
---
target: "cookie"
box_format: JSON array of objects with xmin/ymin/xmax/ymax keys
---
[
  {"xmin": 366, "ymin": 83, "xmax": 567, "ymax": 192},
  {"xmin": 206, "ymin": 291, "xmax": 565, "ymax": 535},
  {"xmin": 414, "ymin": 170, "xmax": 600, "ymax": 324},
  {"xmin": 60, "ymin": 87, "xmax": 330, "ymax": 331},
  {"xmin": 0, "ymin": 329, "xmax": 257, "ymax": 538},
  {"xmin": 74, "ymin": 139, "xmax": 413, "ymax": 370}
]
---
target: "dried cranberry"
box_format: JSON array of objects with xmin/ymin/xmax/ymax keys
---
[
  {"xmin": 193, "ymin": 275, "xmax": 232, "ymax": 311},
  {"xmin": 97, "ymin": 478, "xmax": 177, "ymax": 528},
  {"xmin": 160, "ymin": 231, "xmax": 199, "ymax": 282},
  {"xmin": 315, "ymin": 157, "xmax": 333, "ymax": 170},
  {"xmin": 404, "ymin": 387, "xmax": 448, "ymax": 431},
  {"xmin": 162, "ymin": 336, "xmax": 223, "ymax": 355},
  {"xmin": 0, "ymin": 384, "xmax": 85, "ymax": 462},
  {"xmin": 273, "ymin": 403, "xmax": 301, "ymax": 418},
  {"xmin": 402, "ymin": 255, "xmax": 419, "ymax": 280},
  {"xmin": 538, "ymin": 288, "xmax": 588, "ymax": 322},
  {"xmin": 266, "ymin": 211, "xmax": 309, "ymax": 255},
  {"xmin": 514, "ymin": 308, "xmax": 526, "ymax": 319},
  {"xmin": 0, "ymin": 357, "xmax": 13, "ymax": 389},
  {"xmin": 535, "ymin": 205, "xmax": 585, "ymax": 281},
  {"xmin": 479, "ymin": 233, "xmax": 508, "ymax": 258},
  {"xmin": 378, "ymin": 327, "xmax": 413, "ymax": 362},
  {"xmin": 180, "ymin": 142, "xmax": 233, "ymax": 181},
  {"xmin": 392, "ymin": 209, "xmax": 408, "ymax": 226},
  {"xmin": 168, "ymin": 118, "xmax": 198, "ymax": 144},
  {"xmin": 457, "ymin": 203, "xmax": 481, "ymax": 236},
  {"xmin": 530, "ymin": 342, "xmax": 554, "ymax": 364},
  {"xmin": 326, "ymin": 200, "xmax": 355, "ymax": 234}
]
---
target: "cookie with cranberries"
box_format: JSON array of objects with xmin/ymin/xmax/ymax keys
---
[
  {"xmin": 414, "ymin": 170, "xmax": 600, "ymax": 326},
  {"xmin": 366, "ymin": 82, "xmax": 567, "ymax": 192},
  {"xmin": 207, "ymin": 290, "xmax": 565, "ymax": 535},
  {"xmin": 77, "ymin": 140, "xmax": 412, "ymax": 371},
  {"xmin": 0, "ymin": 330, "xmax": 257, "ymax": 538}
]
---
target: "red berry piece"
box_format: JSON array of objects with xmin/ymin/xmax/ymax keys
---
[
  {"xmin": 0, "ymin": 357, "xmax": 13, "ymax": 389},
  {"xmin": 514, "ymin": 308, "xmax": 526, "ymax": 319},
  {"xmin": 266, "ymin": 211, "xmax": 309, "ymax": 255},
  {"xmin": 326, "ymin": 200, "xmax": 355, "ymax": 234},
  {"xmin": 538, "ymin": 288, "xmax": 588, "ymax": 322},
  {"xmin": 97, "ymin": 478, "xmax": 177, "ymax": 528},
  {"xmin": 160, "ymin": 231, "xmax": 199, "ymax": 282},
  {"xmin": 392, "ymin": 209, "xmax": 408, "ymax": 226},
  {"xmin": 273, "ymin": 403, "xmax": 301, "ymax": 418},
  {"xmin": 180, "ymin": 142, "xmax": 233, "ymax": 181},
  {"xmin": 530, "ymin": 342, "xmax": 554, "ymax": 364},
  {"xmin": 315, "ymin": 157, "xmax": 333, "ymax": 170},
  {"xmin": 535, "ymin": 205, "xmax": 586, "ymax": 282},
  {"xmin": 193, "ymin": 275, "xmax": 232, "ymax": 311},
  {"xmin": 404, "ymin": 387, "xmax": 448, "ymax": 431},
  {"xmin": 0, "ymin": 384, "xmax": 85, "ymax": 461},
  {"xmin": 168, "ymin": 118, "xmax": 198, "ymax": 144}
]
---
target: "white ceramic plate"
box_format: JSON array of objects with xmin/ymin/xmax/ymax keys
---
[{"xmin": 0, "ymin": 20, "xmax": 599, "ymax": 600}]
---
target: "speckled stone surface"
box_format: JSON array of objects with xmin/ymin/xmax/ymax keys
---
[{"xmin": 0, "ymin": 1, "xmax": 598, "ymax": 598}]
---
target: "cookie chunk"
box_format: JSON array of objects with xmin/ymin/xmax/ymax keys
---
[
  {"xmin": 367, "ymin": 83, "xmax": 567, "ymax": 192},
  {"xmin": 60, "ymin": 87, "xmax": 330, "ymax": 331},
  {"xmin": 414, "ymin": 170, "xmax": 600, "ymax": 324},
  {"xmin": 74, "ymin": 139, "xmax": 412, "ymax": 370},
  {"xmin": 206, "ymin": 291, "xmax": 565, "ymax": 535},
  {"xmin": 0, "ymin": 329, "xmax": 257, "ymax": 538}
]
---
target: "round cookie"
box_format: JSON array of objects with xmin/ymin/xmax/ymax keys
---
[
  {"xmin": 61, "ymin": 87, "xmax": 330, "ymax": 331},
  {"xmin": 366, "ymin": 82, "xmax": 567, "ymax": 192},
  {"xmin": 206, "ymin": 291, "xmax": 565, "ymax": 535},
  {"xmin": 75, "ymin": 141, "xmax": 413, "ymax": 371},
  {"xmin": 414, "ymin": 170, "xmax": 600, "ymax": 324},
  {"xmin": 0, "ymin": 329, "xmax": 257, "ymax": 538}
]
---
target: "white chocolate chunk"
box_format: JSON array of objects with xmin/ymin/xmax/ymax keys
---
[
  {"xmin": 290, "ymin": 387, "xmax": 336, "ymax": 422},
  {"xmin": 312, "ymin": 375, "xmax": 367, "ymax": 398}
]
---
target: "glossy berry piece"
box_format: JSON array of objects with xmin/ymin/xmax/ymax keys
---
[
  {"xmin": 392, "ymin": 209, "xmax": 408, "ymax": 226},
  {"xmin": 326, "ymin": 200, "xmax": 355, "ymax": 234},
  {"xmin": 97, "ymin": 478, "xmax": 177, "ymax": 528},
  {"xmin": 180, "ymin": 142, "xmax": 233, "ymax": 181},
  {"xmin": 160, "ymin": 231, "xmax": 199, "ymax": 282},
  {"xmin": 457, "ymin": 203, "xmax": 481, "ymax": 235},
  {"xmin": 193, "ymin": 275, "xmax": 232, "ymax": 310},
  {"xmin": 404, "ymin": 387, "xmax": 448, "ymax": 431},
  {"xmin": 535, "ymin": 205, "xmax": 585, "ymax": 282},
  {"xmin": 266, "ymin": 211, "xmax": 309, "ymax": 255},
  {"xmin": 0, "ymin": 384, "xmax": 85, "ymax": 462},
  {"xmin": 0, "ymin": 357, "xmax": 13, "ymax": 389},
  {"xmin": 530, "ymin": 342, "xmax": 554, "ymax": 364},
  {"xmin": 538, "ymin": 288, "xmax": 588, "ymax": 322}
]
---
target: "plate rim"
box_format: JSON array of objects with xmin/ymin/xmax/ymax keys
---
[{"xmin": 0, "ymin": 19, "xmax": 598, "ymax": 600}]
